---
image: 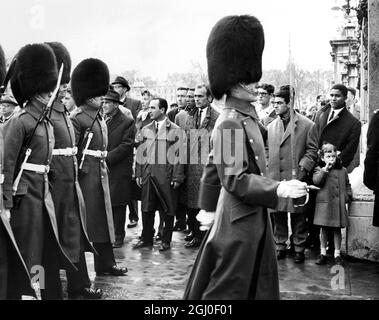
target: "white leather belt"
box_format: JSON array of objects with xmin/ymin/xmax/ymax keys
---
[
  {"xmin": 22, "ymin": 163, "xmax": 50, "ymax": 174},
  {"xmin": 52, "ymin": 147, "xmax": 78, "ymax": 156},
  {"xmin": 83, "ymin": 149, "xmax": 108, "ymax": 159}
]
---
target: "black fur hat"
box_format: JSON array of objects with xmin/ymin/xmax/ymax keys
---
[
  {"xmin": 45, "ymin": 42, "xmax": 71, "ymax": 84},
  {"xmin": 71, "ymin": 58, "xmax": 109, "ymax": 106},
  {"xmin": 206, "ymin": 15, "xmax": 265, "ymax": 100},
  {"xmin": 0, "ymin": 45, "xmax": 6, "ymax": 86},
  {"xmin": 10, "ymin": 43, "xmax": 58, "ymax": 105}
]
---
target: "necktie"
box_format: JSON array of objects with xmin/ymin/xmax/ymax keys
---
[
  {"xmin": 156, "ymin": 122, "xmax": 159, "ymax": 132},
  {"xmin": 329, "ymin": 110, "xmax": 335, "ymax": 122},
  {"xmin": 197, "ymin": 109, "xmax": 203, "ymax": 129}
]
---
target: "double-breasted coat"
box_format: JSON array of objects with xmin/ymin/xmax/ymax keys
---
[
  {"xmin": 49, "ymin": 100, "xmax": 94, "ymax": 263},
  {"xmin": 0, "ymin": 129, "xmax": 31, "ymax": 299},
  {"xmin": 363, "ymin": 109, "xmax": 379, "ymax": 227},
  {"xmin": 181, "ymin": 106, "xmax": 219, "ymax": 209},
  {"xmin": 313, "ymin": 104, "xmax": 361, "ymax": 170},
  {"xmin": 105, "ymin": 108, "xmax": 136, "ymax": 206},
  {"xmin": 183, "ymin": 96, "xmax": 280, "ymax": 300},
  {"xmin": 2, "ymin": 99, "xmax": 76, "ymax": 291},
  {"xmin": 135, "ymin": 118, "xmax": 185, "ymax": 215},
  {"xmin": 267, "ymin": 112, "xmax": 318, "ymax": 213},
  {"xmin": 312, "ymin": 165, "xmax": 352, "ymax": 228},
  {"xmin": 70, "ymin": 102, "xmax": 115, "ymax": 243}
]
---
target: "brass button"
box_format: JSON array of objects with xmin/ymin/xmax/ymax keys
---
[
  {"xmin": 255, "ymin": 156, "xmax": 259, "ymax": 161},
  {"xmin": 243, "ymin": 122, "xmax": 247, "ymax": 126},
  {"xmin": 249, "ymin": 139, "xmax": 254, "ymax": 143}
]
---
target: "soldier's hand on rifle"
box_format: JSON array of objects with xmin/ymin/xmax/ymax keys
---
[
  {"xmin": 171, "ymin": 181, "xmax": 181, "ymax": 190},
  {"xmin": 3, "ymin": 209, "xmax": 11, "ymax": 220},
  {"xmin": 277, "ymin": 179, "xmax": 308, "ymax": 199},
  {"xmin": 136, "ymin": 177, "xmax": 142, "ymax": 188}
]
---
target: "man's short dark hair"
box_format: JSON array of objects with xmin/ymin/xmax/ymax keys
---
[
  {"xmin": 153, "ymin": 97, "xmax": 168, "ymax": 113},
  {"xmin": 195, "ymin": 83, "xmax": 212, "ymax": 98},
  {"xmin": 257, "ymin": 83, "xmax": 275, "ymax": 95},
  {"xmin": 347, "ymin": 87, "xmax": 356, "ymax": 97},
  {"xmin": 170, "ymin": 102, "xmax": 178, "ymax": 109},
  {"xmin": 274, "ymin": 85, "xmax": 295, "ymax": 104},
  {"xmin": 316, "ymin": 94, "xmax": 322, "ymax": 101},
  {"xmin": 331, "ymin": 84, "xmax": 348, "ymax": 98},
  {"xmin": 177, "ymin": 86, "xmax": 189, "ymax": 91}
]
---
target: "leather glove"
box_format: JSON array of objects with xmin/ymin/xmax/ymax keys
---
[
  {"xmin": 277, "ymin": 179, "xmax": 308, "ymax": 199},
  {"xmin": 196, "ymin": 210, "xmax": 215, "ymax": 231},
  {"xmin": 297, "ymin": 166, "xmax": 308, "ymax": 182}
]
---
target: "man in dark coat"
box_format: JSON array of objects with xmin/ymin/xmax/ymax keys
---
[
  {"xmin": 182, "ymin": 84, "xmax": 219, "ymax": 248},
  {"xmin": 363, "ymin": 109, "xmax": 379, "ymax": 227},
  {"xmin": 4, "ymin": 43, "xmax": 76, "ymax": 299},
  {"xmin": 46, "ymin": 42, "xmax": 102, "ymax": 299},
  {"xmin": 307, "ymin": 84, "xmax": 362, "ymax": 249},
  {"xmin": 112, "ymin": 76, "xmax": 142, "ymax": 120},
  {"xmin": 102, "ymin": 87, "xmax": 136, "ymax": 247},
  {"xmin": 134, "ymin": 98, "xmax": 185, "ymax": 251},
  {"xmin": 167, "ymin": 86, "xmax": 188, "ymax": 123},
  {"xmin": 70, "ymin": 59, "xmax": 127, "ymax": 276},
  {"xmin": 183, "ymin": 15, "xmax": 308, "ymax": 300}
]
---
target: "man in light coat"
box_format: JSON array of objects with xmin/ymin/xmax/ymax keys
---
[{"xmin": 267, "ymin": 85, "xmax": 318, "ymax": 263}]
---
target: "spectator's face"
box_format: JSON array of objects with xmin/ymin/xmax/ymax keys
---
[
  {"xmin": 149, "ymin": 99, "xmax": 163, "ymax": 120},
  {"xmin": 322, "ymin": 151, "xmax": 337, "ymax": 167},
  {"xmin": 186, "ymin": 90, "xmax": 195, "ymax": 107},
  {"xmin": 257, "ymin": 88, "xmax": 271, "ymax": 106},
  {"xmin": 329, "ymin": 89, "xmax": 346, "ymax": 110},
  {"xmin": 194, "ymin": 87, "xmax": 209, "ymax": 109},
  {"xmin": 102, "ymin": 99, "xmax": 118, "ymax": 115},
  {"xmin": 273, "ymin": 97, "xmax": 289, "ymax": 115},
  {"xmin": 61, "ymin": 91, "xmax": 75, "ymax": 111},
  {"xmin": 176, "ymin": 89, "xmax": 188, "ymax": 108},
  {"xmin": 113, "ymin": 84, "xmax": 128, "ymax": 98},
  {"xmin": 141, "ymin": 93, "xmax": 151, "ymax": 110},
  {"xmin": 0, "ymin": 103, "xmax": 16, "ymax": 118}
]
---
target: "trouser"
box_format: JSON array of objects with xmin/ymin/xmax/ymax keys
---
[
  {"xmin": 175, "ymin": 202, "xmax": 187, "ymax": 228},
  {"xmin": 66, "ymin": 251, "xmax": 91, "ymax": 294},
  {"xmin": 305, "ymin": 190, "xmax": 320, "ymax": 247},
  {"xmin": 142, "ymin": 211, "xmax": 175, "ymax": 244},
  {"xmin": 93, "ymin": 242, "xmax": 116, "ymax": 273},
  {"xmin": 274, "ymin": 211, "xmax": 308, "ymax": 253},
  {"xmin": 112, "ymin": 205, "xmax": 127, "ymax": 241},
  {"xmin": 128, "ymin": 200, "xmax": 139, "ymax": 222},
  {"xmin": 186, "ymin": 208, "xmax": 202, "ymax": 239}
]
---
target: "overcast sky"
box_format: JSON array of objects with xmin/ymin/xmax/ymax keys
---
[{"xmin": 1, "ymin": 0, "xmax": 347, "ymax": 80}]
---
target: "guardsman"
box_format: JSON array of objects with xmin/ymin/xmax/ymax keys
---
[
  {"xmin": 4, "ymin": 43, "xmax": 76, "ymax": 299},
  {"xmin": 46, "ymin": 42, "xmax": 102, "ymax": 299},
  {"xmin": 183, "ymin": 15, "xmax": 308, "ymax": 300},
  {"xmin": 70, "ymin": 58, "xmax": 127, "ymax": 276},
  {"xmin": 0, "ymin": 43, "xmax": 31, "ymax": 300}
]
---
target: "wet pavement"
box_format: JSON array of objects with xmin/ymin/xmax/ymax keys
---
[{"xmin": 62, "ymin": 221, "xmax": 379, "ymax": 300}]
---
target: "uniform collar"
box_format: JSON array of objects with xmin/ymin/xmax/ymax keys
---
[
  {"xmin": 25, "ymin": 98, "xmax": 49, "ymax": 121},
  {"xmin": 225, "ymin": 96, "xmax": 259, "ymax": 120}
]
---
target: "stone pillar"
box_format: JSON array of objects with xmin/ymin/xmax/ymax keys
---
[{"xmin": 368, "ymin": 0, "xmax": 379, "ymax": 120}]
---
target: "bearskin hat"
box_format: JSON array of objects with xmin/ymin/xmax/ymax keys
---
[
  {"xmin": 206, "ymin": 15, "xmax": 265, "ymax": 100},
  {"xmin": 10, "ymin": 43, "xmax": 58, "ymax": 106},
  {"xmin": 0, "ymin": 45, "xmax": 6, "ymax": 86},
  {"xmin": 45, "ymin": 42, "xmax": 71, "ymax": 84},
  {"xmin": 71, "ymin": 58, "xmax": 109, "ymax": 106}
]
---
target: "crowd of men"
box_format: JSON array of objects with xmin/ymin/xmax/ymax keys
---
[{"xmin": 0, "ymin": 26, "xmax": 372, "ymax": 300}]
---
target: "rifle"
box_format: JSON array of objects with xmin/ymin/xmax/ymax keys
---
[
  {"xmin": 79, "ymin": 105, "xmax": 102, "ymax": 170},
  {"xmin": 0, "ymin": 58, "xmax": 17, "ymax": 98},
  {"xmin": 12, "ymin": 64, "xmax": 64, "ymax": 195}
]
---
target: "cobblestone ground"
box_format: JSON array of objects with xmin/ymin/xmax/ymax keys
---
[{"xmin": 58, "ymin": 220, "xmax": 379, "ymax": 300}]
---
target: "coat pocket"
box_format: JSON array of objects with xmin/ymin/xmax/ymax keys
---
[{"xmin": 230, "ymin": 200, "xmax": 257, "ymax": 223}]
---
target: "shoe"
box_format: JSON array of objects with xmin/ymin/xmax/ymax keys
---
[
  {"xmin": 97, "ymin": 265, "xmax": 128, "ymax": 276},
  {"xmin": 334, "ymin": 256, "xmax": 344, "ymax": 265},
  {"xmin": 184, "ymin": 232, "xmax": 194, "ymax": 242},
  {"xmin": 127, "ymin": 220, "xmax": 138, "ymax": 228},
  {"xmin": 184, "ymin": 238, "xmax": 202, "ymax": 248},
  {"xmin": 159, "ymin": 242, "xmax": 171, "ymax": 252},
  {"xmin": 173, "ymin": 224, "xmax": 186, "ymax": 232},
  {"xmin": 133, "ymin": 240, "xmax": 153, "ymax": 250},
  {"xmin": 277, "ymin": 250, "xmax": 286, "ymax": 260},
  {"xmin": 315, "ymin": 254, "xmax": 327, "ymax": 265},
  {"xmin": 68, "ymin": 287, "xmax": 103, "ymax": 300},
  {"xmin": 294, "ymin": 252, "xmax": 305, "ymax": 264},
  {"xmin": 112, "ymin": 239, "xmax": 124, "ymax": 248}
]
